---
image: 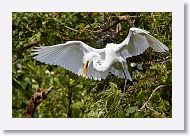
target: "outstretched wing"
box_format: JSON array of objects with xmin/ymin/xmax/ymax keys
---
[
  {"xmin": 31, "ymin": 41, "xmax": 106, "ymax": 80},
  {"xmin": 116, "ymin": 27, "xmax": 169, "ymax": 59}
]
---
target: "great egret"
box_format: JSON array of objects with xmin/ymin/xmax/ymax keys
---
[{"xmin": 32, "ymin": 27, "xmax": 169, "ymax": 90}]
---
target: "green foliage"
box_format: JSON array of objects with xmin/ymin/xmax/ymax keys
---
[{"xmin": 12, "ymin": 12, "xmax": 172, "ymax": 118}]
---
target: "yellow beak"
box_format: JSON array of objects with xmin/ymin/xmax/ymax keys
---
[{"xmin": 82, "ymin": 61, "xmax": 91, "ymax": 78}]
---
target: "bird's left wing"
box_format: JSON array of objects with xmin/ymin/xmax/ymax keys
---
[
  {"xmin": 116, "ymin": 27, "xmax": 169, "ymax": 59},
  {"xmin": 31, "ymin": 41, "xmax": 102, "ymax": 77}
]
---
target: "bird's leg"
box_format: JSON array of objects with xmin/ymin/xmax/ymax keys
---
[
  {"xmin": 119, "ymin": 57, "xmax": 128, "ymax": 92},
  {"xmin": 122, "ymin": 70, "xmax": 128, "ymax": 93}
]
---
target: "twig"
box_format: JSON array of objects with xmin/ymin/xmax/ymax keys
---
[
  {"xmin": 64, "ymin": 26, "xmax": 79, "ymax": 33},
  {"xmin": 91, "ymin": 84, "xmax": 98, "ymax": 92},
  {"xmin": 23, "ymin": 86, "xmax": 53, "ymax": 118},
  {"xmin": 12, "ymin": 41, "xmax": 39, "ymax": 64},
  {"xmin": 146, "ymin": 105, "xmax": 162, "ymax": 115},
  {"xmin": 96, "ymin": 15, "xmax": 135, "ymax": 36},
  {"xmin": 139, "ymin": 85, "xmax": 165, "ymax": 111},
  {"xmin": 101, "ymin": 20, "xmax": 122, "ymax": 32},
  {"xmin": 112, "ymin": 15, "xmax": 135, "ymax": 27}
]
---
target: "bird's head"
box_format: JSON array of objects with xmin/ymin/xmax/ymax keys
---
[{"xmin": 82, "ymin": 52, "xmax": 101, "ymax": 78}]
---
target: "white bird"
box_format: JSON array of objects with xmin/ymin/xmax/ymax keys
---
[{"xmin": 32, "ymin": 27, "xmax": 169, "ymax": 90}]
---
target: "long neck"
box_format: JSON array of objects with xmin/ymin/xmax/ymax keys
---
[{"xmin": 92, "ymin": 57, "xmax": 112, "ymax": 72}]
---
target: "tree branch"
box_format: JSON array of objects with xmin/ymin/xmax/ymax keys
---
[
  {"xmin": 139, "ymin": 85, "xmax": 165, "ymax": 111},
  {"xmin": 23, "ymin": 86, "xmax": 53, "ymax": 118},
  {"xmin": 12, "ymin": 41, "xmax": 39, "ymax": 64},
  {"xmin": 64, "ymin": 25, "xmax": 79, "ymax": 33},
  {"xmin": 115, "ymin": 15, "xmax": 135, "ymax": 27}
]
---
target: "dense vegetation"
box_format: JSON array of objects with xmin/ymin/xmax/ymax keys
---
[{"xmin": 12, "ymin": 12, "xmax": 172, "ymax": 118}]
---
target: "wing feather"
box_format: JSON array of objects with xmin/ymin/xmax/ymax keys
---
[
  {"xmin": 63, "ymin": 48, "xmax": 71, "ymax": 69},
  {"xmin": 117, "ymin": 27, "xmax": 169, "ymax": 59},
  {"xmin": 72, "ymin": 51, "xmax": 78, "ymax": 73},
  {"xmin": 32, "ymin": 41, "xmax": 91, "ymax": 76},
  {"xmin": 56, "ymin": 49, "xmax": 63, "ymax": 67},
  {"xmin": 32, "ymin": 41, "xmax": 107, "ymax": 80}
]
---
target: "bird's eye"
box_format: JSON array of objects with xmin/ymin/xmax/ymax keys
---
[{"xmin": 97, "ymin": 62, "xmax": 101, "ymax": 65}]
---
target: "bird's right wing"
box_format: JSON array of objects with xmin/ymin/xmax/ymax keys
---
[
  {"xmin": 117, "ymin": 27, "xmax": 169, "ymax": 59},
  {"xmin": 32, "ymin": 41, "xmax": 98, "ymax": 76},
  {"xmin": 31, "ymin": 41, "xmax": 107, "ymax": 80}
]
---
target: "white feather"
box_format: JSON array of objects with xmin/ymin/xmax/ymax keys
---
[{"xmin": 117, "ymin": 27, "xmax": 169, "ymax": 59}]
